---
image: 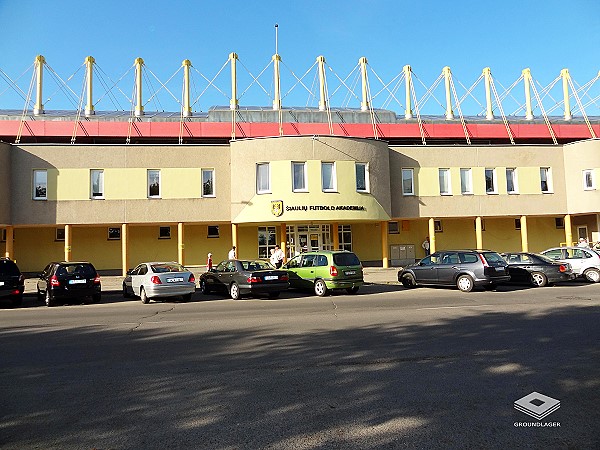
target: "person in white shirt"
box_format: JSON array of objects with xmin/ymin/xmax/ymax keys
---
[
  {"xmin": 422, "ymin": 237, "xmax": 430, "ymax": 256},
  {"xmin": 228, "ymin": 246, "xmax": 236, "ymax": 259},
  {"xmin": 577, "ymin": 238, "xmax": 589, "ymax": 248},
  {"xmin": 273, "ymin": 245, "xmax": 285, "ymax": 268}
]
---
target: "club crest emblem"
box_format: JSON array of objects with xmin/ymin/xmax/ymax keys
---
[{"xmin": 271, "ymin": 200, "xmax": 284, "ymax": 217}]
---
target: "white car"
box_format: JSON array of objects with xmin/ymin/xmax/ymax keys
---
[
  {"xmin": 540, "ymin": 247, "xmax": 600, "ymax": 283},
  {"xmin": 123, "ymin": 262, "xmax": 196, "ymax": 303}
]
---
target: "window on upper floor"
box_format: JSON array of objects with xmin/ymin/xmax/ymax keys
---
[
  {"xmin": 292, "ymin": 162, "xmax": 307, "ymax": 192},
  {"xmin": 202, "ymin": 168, "xmax": 215, "ymax": 197},
  {"xmin": 33, "ymin": 169, "xmax": 47, "ymax": 200},
  {"xmin": 460, "ymin": 168, "xmax": 472, "ymax": 195},
  {"xmin": 402, "ymin": 168, "xmax": 414, "ymax": 196},
  {"xmin": 439, "ymin": 168, "xmax": 451, "ymax": 195},
  {"xmin": 506, "ymin": 168, "xmax": 518, "ymax": 194},
  {"xmin": 540, "ymin": 167, "xmax": 552, "ymax": 193},
  {"xmin": 321, "ymin": 162, "xmax": 336, "ymax": 192},
  {"xmin": 355, "ymin": 162, "xmax": 369, "ymax": 192},
  {"xmin": 148, "ymin": 169, "xmax": 161, "ymax": 198},
  {"xmin": 583, "ymin": 169, "xmax": 595, "ymax": 190},
  {"xmin": 90, "ymin": 169, "xmax": 104, "ymax": 199},
  {"xmin": 256, "ymin": 163, "xmax": 270, "ymax": 194},
  {"xmin": 485, "ymin": 168, "xmax": 497, "ymax": 194}
]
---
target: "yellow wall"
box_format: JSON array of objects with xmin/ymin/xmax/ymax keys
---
[
  {"xmin": 184, "ymin": 224, "xmax": 232, "ymax": 266},
  {"xmin": 128, "ymin": 225, "xmax": 178, "ymax": 267},
  {"xmin": 14, "ymin": 227, "xmax": 64, "ymax": 273},
  {"xmin": 71, "ymin": 226, "xmax": 122, "ymax": 270},
  {"xmin": 348, "ymin": 223, "xmax": 382, "ymax": 261}
]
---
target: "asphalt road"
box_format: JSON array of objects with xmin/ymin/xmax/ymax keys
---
[{"xmin": 1, "ymin": 282, "xmax": 599, "ymax": 449}]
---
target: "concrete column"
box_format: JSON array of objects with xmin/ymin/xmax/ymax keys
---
[
  {"xmin": 229, "ymin": 52, "xmax": 238, "ymax": 110},
  {"xmin": 475, "ymin": 217, "xmax": 483, "ymax": 250},
  {"xmin": 359, "ymin": 57, "xmax": 369, "ymax": 111},
  {"xmin": 520, "ymin": 216, "xmax": 528, "ymax": 252},
  {"xmin": 272, "ymin": 54, "xmax": 281, "ymax": 110},
  {"xmin": 134, "ymin": 57, "xmax": 144, "ymax": 117},
  {"xmin": 428, "ymin": 218, "xmax": 436, "ymax": 254},
  {"xmin": 381, "ymin": 221, "xmax": 389, "ymax": 268},
  {"xmin": 182, "ymin": 60, "xmax": 192, "ymax": 117},
  {"xmin": 332, "ymin": 222, "xmax": 339, "ymax": 250},
  {"xmin": 121, "ymin": 223, "xmax": 129, "ymax": 277},
  {"xmin": 34, "ymin": 55, "xmax": 45, "ymax": 115},
  {"xmin": 231, "ymin": 223, "xmax": 238, "ymax": 255},
  {"xmin": 564, "ymin": 214, "xmax": 573, "ymax": 246},
  {"xmin": 85, "ymin": 56, "xmax": 95, "ymax": 116},
  {"xmin": 523, "ymin": 68, "xmax": 534, "ymax": 120},
  {"xmin": 4, "ymin": 226, "xmax": 14, "ymax": 259},
  {"xmin": 483, "ymin": 67, "xmax": 494, "ymax": 120},
  {"xmin": 443, "ymin": 66, "xmax": 454, "ymax": 120},
  {"xmin": 64, "ymin": 225, "xmax": 72, "ymax": 262},
  {"xmin": 280, "ymin": 223, "xmax": 287, "ymax": 263},
  {"xmin": 404, "ymin": 65, "xmax": 413, "ymax": 119},
  {"xmin": 317, "ymin": 56, "xmax": 327, "ymax": 111},
  {"xmin": 178, "ymin": 222, "xmax": 185, "ymax": 265},
  {"xmin": 561, "ymin": 68, "xmax": 572, "ymax": 121}
]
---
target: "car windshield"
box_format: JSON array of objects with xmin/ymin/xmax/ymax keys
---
[
  {"xmin": 535, "ymin": 253, "xmax": 557, "ymax": 264},
  {"xmin": 0, "ymin": 260, "xmax": 20, "ymax": 276},
  {"xmin": 56, "ymin": 264, "xmax": 95, "ymax": 277},
  {"xmin": 333, "ymin": 252, "xmax": 361, "ymax": 266},
  {"xmin": 481, "ymin": 252, "xmax": 505, "ymax": 263},
  {"xmin": 240, "ymin": 260, "xmax": 273, "ymax": 271},
  {"xmin": 151, "ymin": 263, "xmax": 186, "ymax": 273}
]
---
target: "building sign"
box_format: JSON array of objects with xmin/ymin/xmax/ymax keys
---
[
  {"xmin": 284, "ymin": 205, "xmax": 367, "ymax": 212},
  {"xmin": 271, "ymin": 200, "xmax": 284, "ymax": 217}
]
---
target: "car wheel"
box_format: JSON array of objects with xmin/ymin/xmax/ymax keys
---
[
  {"xmin": 346, "ymin": 286, "xmax": 359, "ymax": 294},
  {"xmin": 11, "ymin": 294, "xmax": 23, "ymax": 307},
  {"xmin": 122, "ymin": 283, "xmax": 130, "ymax": 298},
  {"xmin": 268, "ymin": 292, "xmax": 280, "ymax": 299},
  {"xmin": 92, "ymin": 293, "xmax": 101, "ymax": 303},
  {"xmin": 456, "ymin": 274, "xmax": 474, "ymax": 292},
  {"xmin": 230, "ymin": 282, "xmax": 240, "ymax": 300},
  {"xmin": 200, "ymin": 280, "xmax": 210, "ymax": 295},
  {"xmin": 45, "ymin": 290, "xmax": 55, "ymax": 307},
  {"xmin": 182, "ymin": 293, "xmax": 192, "ymax": 302},
  {"xmin": 583, "ymin": 268, "xmax": 600, "ymax": 283},
  {"xmin": 140, "ymin": 287, "xmax": 150, "ymax": 304},
  {"xmin": 402, "ymin": 273, "xmax": 417, "ymax": 288},
  {"xmin": 530, "ymin": 272, "xmax": 547, "ymax": 287},
  {"xmin": 314, "ymin": 279, "xmax": 328, "ymax": 297}
]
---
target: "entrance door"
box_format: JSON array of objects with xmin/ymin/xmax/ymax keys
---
[
  {"xmin": 298, "ymin": 234, "xmax": 309, "ymax": 253},
  {"xmin": 309, "ymin": 233, "xmax": 320, "ymax": 252},
  {"xmin": 577, "ymin": 226, "xmax": 588, "ymax": 242}
]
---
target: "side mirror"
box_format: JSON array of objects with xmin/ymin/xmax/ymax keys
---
[{"xmin": 210, "ymin": 268, "xmax": 217, "ymax": 273}]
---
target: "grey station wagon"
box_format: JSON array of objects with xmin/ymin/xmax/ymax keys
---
[{"xmin": 398, "ymin": 249, "xmax": 510, "ymax": 292}]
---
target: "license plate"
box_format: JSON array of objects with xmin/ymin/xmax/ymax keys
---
[
  {"xmin": 264, "ymin": 275, "xmax": 278, "ymax": 281},
  {"xmin": 0, "ymin": 281, "xmax": 4, "ymax": 286},
  {"xmin": 496, "ymin": 267, "xmax": 505, "ymax": 272},
  {"xmin": 69, "ymin": 279, "xmax": 86, "ymax": 284},
  {"xmin": 345, "ymin": 271, "xmax": 356, "ymax": 275},
  {"xmin": 167, "ymin": 277, "xmax": 184, "ymax": 283}
]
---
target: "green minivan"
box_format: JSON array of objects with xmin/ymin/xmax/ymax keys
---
[{"xmin": 283, "ymin": 250, "xmax": 364, "ymax": 296}]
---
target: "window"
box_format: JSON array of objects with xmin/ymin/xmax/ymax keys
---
[
  {"xmin": 540, "ymin": 167, "xmax": 552, "ymax": 193},
  {"xmin": 460, "ymin": 168, "xmax": 472, "ymax": 195},
  {"xmin": 555, "ymin": 217, "xmax": 565, "ymax": 229},
  {"xmin": 207, "ymin": 225, "xmax": 219, "ymax": 238},
  {"xmin": 1, "ymin": 229, "xmax": 6, "ymax": 242},
  {"xmin": 356, "ymin": 162, "xmax": 369, "ymax": 192},
  {"xmin": 439, "ymin": 168, "xmax": 451, "ymax": 195},
  {"xmin": 434, "ymin": 220, "xmax": 443, "ymax": 232},
  {"xmin": 108, "ymin": 227, "xmax": 121, "ymax": 240},
  {"xmin": 338, "ymin": 224, "xmax": 352, "ymax": 251},
  {"xmin": 321, "ymin": 162, "xmax": 336, "ymax": 192},
  {"xmin": 485, "ymin": 168, "xmax": 497, "ymax": 194},
  {"xmin": 515, "ymin": 218, "xmax": 521, "ymax": 230},
  {"xmin": 148, "ymin": 170, "xmax": 161, "ymax": 198},
  {"xmin": 256, "ymin": 163, "xmax": 270, "ymax": 194},
  {"xmin": 90, "ymin": 169, "xmax": 104, "ymax": 199},
  {"xmin": 33, "ymin": 169, "xmax": 47, "ymax": 200},
  {"xmin": 388, "ymin": 221, "xmax": 399, "ymax": 234},
  {"xmin": 56, "ymin": 228, "xmax": 65, "ymax": 241},
  {"xmin": 159, "ymin": 226, "xmax": 171, "ymax": 239},
  {"xmin": 402, "ymin": 168, "xmax": 414, "ymax": 196},
  {"xmin": 258, "ymin": 226, "xmax": 276, "ymax": 259},
  {"xmin": 292, "ymin": 162, "xmax": 307, "ymax": 192},
  {"xmin": 202, "ymin": 169, "xmax": 215, "ymax": 197},
  {"xmin": 583, "ymin": 169, "xmax": 595, "ymax": 190},
  {"xmin": 506, "ymin": 168, "xmax": 518, "ymax": 194}
]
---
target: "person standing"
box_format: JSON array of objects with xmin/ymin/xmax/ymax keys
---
[
  {"xmin": 228, "ymin": 245, "xmax": 236, "ymax": 259},
  {"xmin": 269, "ymin": 248, "xmax": 278, "ymax": 267},
  {"xmin": 273, "ymin": 245, "xmax": 285, "ymax": 268},
  {"xmin": 577, "ymin": 237, "xmax": 589, "ymax": 248},
  {"xmin": 206, "ymin": 253, "xmax": 213, "ymax": 271},
  {"xmin": 422, "ymin": 237, "xmax": 430, "ymax": 256}
]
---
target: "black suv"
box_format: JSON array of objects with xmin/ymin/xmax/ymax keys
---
[
  {"xmin": 37, "ymin": 262, "xmax": 101, "ymax": 307},
  {"xmin": 0, "ymin": 257, "xmax": 25, "ymax": 307}
]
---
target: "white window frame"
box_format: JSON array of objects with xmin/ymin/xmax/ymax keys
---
[
  {"xmin": 147, "ymin": 169, "xmax": 161, "ymax": 198},
  {"xmin": 338, "ymin": 224, "xmax": 352, "ymax": 251},
  {"xmin": 583, "ymin": 169, "xmax": 595, "ymax": 190},
  {"xmin": 90, "ymin": 169, "xmax": 104, "ymax": 199},
  {"xmin": 540, "ymin": 167, "xmax": 553, "ymax": 193},
  {"xmin": 256, "ymin": 163, "xmax": 271, "ymax": 194},
  {"xmin": 321, "ymin": 162, "xmax": 337, "ymax": 192},
  {"xmin": 355, "ymin": 162, "xmax": 369, "ymax": 193},
  {"xmin": 485, "ymin": 168, "xmax": 498, "ymax": 194},
  {"xmin": 201, "ymin": 168, "xmax": 216, "ymax": 197},
  {"xmin": 460, "ymin": 168, "xmax": 472, "ymax": 195},
  {"xmin": 438, "ymin": 168, "xmax": 452, "ymax": 195},
  {"xmin": 401, "ymin": 168, "xmax": 414, "ymax": 196},
  {"xmin": 33, "ymin": 169, "xmax": 48, "ymax": 200},
  {"xmin": 292, "ymin": 162, "xmax": 308, "ymax": 192},
  {"xmin": 506, "ymin": 168, "xmax": 518, "ymax": 194}
]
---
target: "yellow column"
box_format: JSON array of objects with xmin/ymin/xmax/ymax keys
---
[
  {"xmin": 231, "ymin": 223, "xmax": 238, "ymax": 255},
  {"xmin": 483, "ymin": 67, "xmax": 494, "ymax": 120},
  {"xmin": 4, "ymin": 226, "xmax": 14, "ymax": 259},
  {"xmin": 85, "ymin": 56, "xmax": 95, "ymax": 116},
  {"xmin": 520, "ymin": 216, "xmax": 529, "ymax": 252},
  {"xmin": 332, "ymin": 222, "xmax": 339, "ymax": 250},
  {"xmin": 359, "ymin": 57, "xmax": 369, "ymax": 111},
  {"xmin": 34, "ymin": 55, "xmax": 45, "ymax": 115},
  {"xmin": 182, "ymin": 60, "xmax": 192, "ymax": 117},
  {"xmin": 443, "ymin": 66, "xmax": 454, "ymax": 120},
  {"xmin": 178, "ymin": 222, "xmax": 185, "ymax": 265},
  {"xmin": 475, "ymin": 217, "xmax": 483, "ymax": 250},
  {"xmin": 564, "ymin": 214, "xmax": 573, "ymax": 246},
  {"xmin": 428, "ymin": 218, "xmax": 436, "ymax": 254},
  {"xmin": 404, "ymin": 65, "xmax": 413, "ymax": 119},
  {"xmin": 381, "ymin": 221, "xmax": 389, "ymax": 268},
  {"xmin": 523, "ymin": 68, "xmax": 534, "ymax": 120},
  {"xmin": 121, "ymin": 223, "xmax": 129, "ymax": 277},
  {"xmin": 280, "ymin": 223, "xmax": 287, "ymax": 262},
  {"xmin": 134, "ymin": 57, "xmax": 144, "ymax": 117},
  {"xmin": 64, "ymin": 225, "xmax": 72, "ymax": 262}
]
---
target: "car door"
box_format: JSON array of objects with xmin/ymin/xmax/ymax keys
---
[
  {"xmin": 436, "ymin": 252, "xmax": 461, "ymax": 284},
  {"xmin": 412, "ymin": 254, "xmax": 439, "ymax": 284},
  {"xmin": 505, "ymin": 253, "xmax": 528, "ymax": 283},
  {"xmin": 564, "ymin": 248, "xmax": 587, "ymax": 275},
  {"xmin": 131, "ymin": 264, "xmax": 147, "ymax": 296},
  {"xmin": 296, "ymin": 254, "xmax": 317, "ymax": 288},
  {"xmin": 37, "ymin": 263, "xmax": 53, "ymax": 294},
  {"xmin": 284, "ymin": 255, "xmax": 303, "ymax": 288},
  {"xmin": 216, "ymin": 261, "xmax": 237, "ymax": 287}
]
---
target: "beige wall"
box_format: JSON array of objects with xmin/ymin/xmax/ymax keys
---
[
  {"xmin": 563, "ymin": 139, "xmax": 600, "ymax": 214},
  {"xmin": 0, "ymin": 142, "xmax": 10, "ymax": 225}
]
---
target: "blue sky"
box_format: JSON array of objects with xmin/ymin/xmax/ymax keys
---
[{"xmin": 0, "ymin": 0, "xmax": 599, "ymax": 116}]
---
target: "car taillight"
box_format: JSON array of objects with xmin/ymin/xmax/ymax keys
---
[
  {"xmin": 247, "ymin": 276, "xmax": 261, "ymax": 283},
  {"xmin": 150, "ymin": 276, "xmax": 162, "ymax": 284},
  {"xmin": 280, "ymin": 274, "xmax": 289, "ymax": 281},
  {"xmin": 50, "ymin": 275, "xmax": 60, "ymax": 287},
  {"xmin": 330, "ymin": 266, "xmax": 338, "ymax": 276},
  {"xmin": 478, "ymin": 254, "xmax": 489, "ymax": 267},
  {"xmin": 93, "ymin": 275, "xmax": 101, "ymax": 284},
  {"xmin": 11, "ymin": 289, "xmax": 20, "ymax": 295},
  {"xmin": 559, "ymin": 264, "xmax": 567, "ymax": 272},
  {"xmin": 189, "ymin": 274, "xmax": 195, "ymax": 283}
]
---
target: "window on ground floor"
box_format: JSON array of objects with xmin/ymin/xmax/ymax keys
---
[
  {"xmin": 208, "ymin": 225, "xmax": 219, "ymax": 238},
  {"xmin": 258, "ymin": 226, "xmax": 277, "ymax": 259},
  {"xmin": 338, "ymin": 225, "xmax": 352, "ymax": 251},
  {"xmin": 159, "ymin": 226, "xmax": 171, "ymax": 239},
  {"xmin": 108, "ymin": 227, "xmax": 121, "ymax": 240}
]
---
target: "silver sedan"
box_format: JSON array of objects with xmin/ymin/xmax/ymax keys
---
[{"xmin": 123, "ymin": 262, "xmax": 196, "ymax": 303}]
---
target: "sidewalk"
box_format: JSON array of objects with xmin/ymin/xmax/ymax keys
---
[{"xmin": 24, "ymin": 267, "xmax": 400, "ymax": 294}]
